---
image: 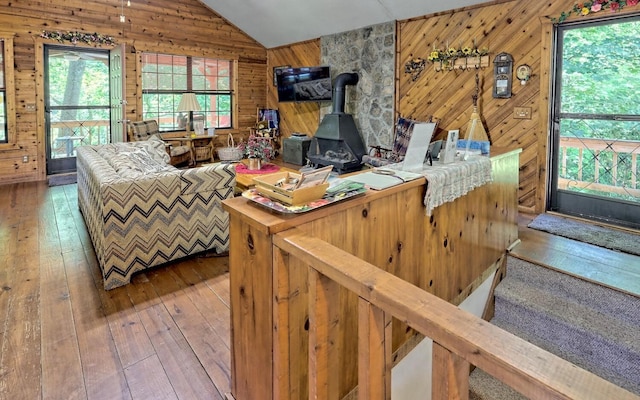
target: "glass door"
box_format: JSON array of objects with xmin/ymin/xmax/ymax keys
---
[
  {"xmin": 549, "ymin": 15, "xmax": 640, "ymax": 229},
  {"xmin": 45, "ymin": 45, "xmax": 111, "ymax": 175}
]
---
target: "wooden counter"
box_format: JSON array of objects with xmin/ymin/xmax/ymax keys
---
[{"xmin": 222, "ymin": 148, "xmax": 521, "ymax": 400}]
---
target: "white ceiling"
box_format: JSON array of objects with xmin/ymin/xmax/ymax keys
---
[{"xmin": 201, "ymin": 0, "xmax": 489, "ymax": 49}]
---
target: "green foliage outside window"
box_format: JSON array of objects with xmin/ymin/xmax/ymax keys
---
[
  {"xmin": 558, "ymin": 18, "xmax": 640, "ymax": 202},
  {"xmin": 561, "ymin": 20, "xmax": 640, "ymax": 119},
  {"xmin": 141, "ymin": 53, "xmax": 233, "ymax": 131}
]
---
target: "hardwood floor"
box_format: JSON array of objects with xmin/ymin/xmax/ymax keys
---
[
  {"xmin": 1, "ymin": 182, "xmax": 638, "ymax": 399},
  {"xmin": 0, "ymin": 182, "xmax": 231, "ymax": 400},
  {"xmin": 513, "ymin": 213, "xmax": 640, "ymax": 298}
]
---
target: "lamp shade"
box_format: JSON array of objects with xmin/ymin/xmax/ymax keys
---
[{"xmin": 177, "ymin": 93, "xmax": 201, "ymax": 112}]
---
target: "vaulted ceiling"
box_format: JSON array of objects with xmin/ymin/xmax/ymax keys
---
[{"xmin": 200, "ymin": 0, "xmax": 490, "ymax": 48}]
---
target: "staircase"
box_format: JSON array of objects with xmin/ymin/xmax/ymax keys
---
[{"xmin": 469, "ymin": 256, "xmax": 640, "ymax": 398}]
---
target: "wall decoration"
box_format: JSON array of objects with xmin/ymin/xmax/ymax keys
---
[
  {"xmin": 555, "ymin": 0, "xmax": 639, "ymax": 23},
  {"xmin": 427, "ymin": 43, "xmax": 489, "ymax": 72},
  {"xmin": 516, "ymin": 64, "xmax": 532, "ymax": 85},
  {"xmin": 40, "ymin": 30, "xmax": 116, "ymax": 46},
  {"xmin": 492, "ymin": 52, "xmax": 513, "ymax": 99},
  {"xmin": 404, "ymin": 58, "xmax": 426, "ymax": 81}
]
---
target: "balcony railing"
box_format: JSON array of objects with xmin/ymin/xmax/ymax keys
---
[
  {"xmin": 559, "ymin": 136, "xmax": 640, "ymax": 199},
  {"xmin": 49, "ymin": 119, "xmax": 110, "ymax": 158},
  {"xmin": 272, "ymin": 228, "xmax": 638, "ymax": 400}
]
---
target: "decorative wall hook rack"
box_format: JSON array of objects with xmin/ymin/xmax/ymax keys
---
[{"xmin": 428, "ymin": 42, "xmax": 489, "ymax": 72}]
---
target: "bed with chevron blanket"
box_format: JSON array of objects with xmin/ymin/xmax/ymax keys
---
[{"xmin": 76, "ymin": 140, "xmax": 235, "ymax": 290}]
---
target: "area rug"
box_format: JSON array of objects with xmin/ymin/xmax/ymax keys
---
[
  {"xmin": 528, "ymin": 213, "xmax": 640, "ymax": 256},
  {"xmin": 48, "ymin": 173, "xmax": 77, "ymax": 187},
  {"xmin": 234, "ymin": 162, "xmax": 280, "ymax": 174}
]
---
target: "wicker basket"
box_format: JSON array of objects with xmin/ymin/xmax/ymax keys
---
[
  {"xmin": 217, "ymin": 133, "xmax": 243, "ymax": 161},
  {"xmin": 195, "ymin": 145, "xmax": 212, "ymax": 162}
]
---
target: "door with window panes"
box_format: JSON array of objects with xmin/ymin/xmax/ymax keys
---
[
  {"xmin": 550, "ymin": 15, "xmax": 640, "ymax": 229},
  {"xmin": 44, "ymin": 46, "xmax": 117, "ymax": 175}
]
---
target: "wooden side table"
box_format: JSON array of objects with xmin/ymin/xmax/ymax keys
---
[
  {"xmin": 164, "ymin": 135, "xmax": 215, "ymax": 166},
  {"xmin": 190, "ymin": 136, "xmax": 215, "ymax": 164}
]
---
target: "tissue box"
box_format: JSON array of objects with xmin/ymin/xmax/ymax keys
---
[{"xmin": 457, "ymin": 140, "xmax": 490, "ymax": 155}]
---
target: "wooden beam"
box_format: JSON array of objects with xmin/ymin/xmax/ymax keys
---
[{"xmin": 358, "ymin": 298, "xmax": 392, "ymax": 400}]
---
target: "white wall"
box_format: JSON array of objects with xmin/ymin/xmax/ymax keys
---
[{"xmin": 391, "ymin": 270, "xmax": 496, "ymax": 399}]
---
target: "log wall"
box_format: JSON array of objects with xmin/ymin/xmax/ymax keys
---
[
  {"xmin": 0, "ymin": 0, "xmax": 267, "ymax": 184},
  {"xmin": 3, "ymin": 0, "xmax": 638, "ymax": 211},
  {"xmin": 267, "ymin": 0, "xmax": 640, "ymax": 213}
]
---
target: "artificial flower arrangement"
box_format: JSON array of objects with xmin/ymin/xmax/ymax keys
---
[
  {"xmin": 238, "ymin": 134, "xmax": 275, "ymax": 162},
  {"xmin": 40, "ymin": 30, "xmax": 116, "ymax": 46},
  {"xmin": 556, "ymin": 0, "xmax": 639, "ymax": 23}
]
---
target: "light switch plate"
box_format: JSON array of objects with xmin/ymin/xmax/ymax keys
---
[{"xmin": 514, "ymin": 107, "xmax": 531, "ymax": 119}]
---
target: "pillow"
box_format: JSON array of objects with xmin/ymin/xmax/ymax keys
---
[
  {"xmin": 143, "ymin": 134, "xmax": 171, "ymax": 165},
  {"xmin": 103, "ymin": 144, "xmax": 173, "ymax": 179}
]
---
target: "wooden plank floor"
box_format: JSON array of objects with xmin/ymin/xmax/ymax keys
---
[
  {"xmin": 1, "ymin": 182, "xmax": 638, "ymax": 399},
  {"xmin": 513, "ymin": 213, "xmax": 640, "ymax": 298},
  {"xmin": 0, "ymin": 181, "xmax": 231, "ymax": 400}
]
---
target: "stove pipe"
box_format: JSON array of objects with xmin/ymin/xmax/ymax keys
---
[
  {"xmin": 306, "ymin": 72, "xmax": 367, "ymax": 173},
  {"xmin": 331, "ymin": 73, "xmax": 358, "ymax": 114}
]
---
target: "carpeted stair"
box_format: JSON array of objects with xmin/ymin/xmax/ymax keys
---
[{"xmin": 469, "ymin": 256, "xmax": 640, "ymax": 398}]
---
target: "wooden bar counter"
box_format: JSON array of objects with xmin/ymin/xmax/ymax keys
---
[{"xmin": 222, "ymin": 148, "xmax": 521, "ymax": 400}]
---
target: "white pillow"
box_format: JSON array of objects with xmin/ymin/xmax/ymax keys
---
[
  {"xmin": 142, "ymin": 134, "xmax": 171, "ymax": 165},
  {"xmin": 105, "ymin": 145, "xmax": 173, "ymax": 179}
]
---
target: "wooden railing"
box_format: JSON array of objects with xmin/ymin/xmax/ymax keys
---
[
  {"xmin": 272, "ymin": 228, "xmax": 639, "ymax": 400},
  {"xmin": 49, "ymin": 119, "xmax": 110, "ymax": 157},
  {"xmin": 559, "ymin": 137, "xmax": 640, "ymax": 197}
]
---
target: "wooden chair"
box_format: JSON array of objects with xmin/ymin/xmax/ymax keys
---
[{"xmin": 128, "ymin": 120, "xmax": 192, "ymax": 166}]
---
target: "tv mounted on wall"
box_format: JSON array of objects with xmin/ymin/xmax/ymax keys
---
[{"xmin": 275, "ymin": 66, "xmax": 332, "ymax": 103}]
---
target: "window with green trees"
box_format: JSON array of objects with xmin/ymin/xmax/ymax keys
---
[
  {"xmin": 556, "ymin": 16, "xmax": 640, "ymax": 202},
  {"xmin": 142, "ymin": 53, "xmax": 233, "ymax": 132},
  {"xmin": 550, "ymin": 14, "xmax": 640, "ymax": 228}
]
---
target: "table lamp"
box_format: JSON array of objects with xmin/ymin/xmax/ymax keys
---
[{"xmin": 177, "ymin": 93, "xmax": 201, "ymax": 136}]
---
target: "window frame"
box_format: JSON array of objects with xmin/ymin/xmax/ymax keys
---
[
  {"xmin": 0, "ymin": 32, "xmax": 16, "ymax": 147},
  {"xmin": 140, "ymin": 52, "xmax": 235, "ymax": 132},
  {"xmin": 548, "ymin": 13, "xmax": 640, "ymax": 229}
]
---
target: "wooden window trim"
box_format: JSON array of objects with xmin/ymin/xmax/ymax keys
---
[
  {"xmin": 135, "ymin": 51, "xmax": 239, "ymax": 131},
  {"xmin": 0, "ymin": 32, "xmax": 16, "ymax": 150}
]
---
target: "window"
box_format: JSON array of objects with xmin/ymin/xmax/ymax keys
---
[
  {"xmin": 141, "ymin": 53, "xmax": 233, "ymax": 132},
  {"xmin": 549, "ymin": 15, "xmax": 640, "ymax": 228},
  {"xmin": 0, "ymin": 34, "xmax": 15, "ymax": 145},
  {"xmin": 1, "ymin": 39, "xmax": 7, "ymax": 143}
]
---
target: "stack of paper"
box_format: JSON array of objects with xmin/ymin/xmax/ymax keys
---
[{"xmin": 345, "ymin": 170, "xmax": 423, "ymax": 190}]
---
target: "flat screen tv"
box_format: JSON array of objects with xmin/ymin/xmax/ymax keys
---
[{"xmin": 276, "ymin": 66, "xmax": 332, "ymax": 103}]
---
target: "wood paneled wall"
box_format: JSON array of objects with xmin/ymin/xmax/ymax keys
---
[
  {"xmin": 267, "ymin": 0, "xmax": 640, "ymax": 213},
  {"xmin": 397, "ymin": 0, "xmax": 556, "ymax": 213},
  {"xmin": 266, "ymin": 40, "xmax": 322, "ymax": 137},
  {"xmin": 4, "ymin": 0, "xmax": 638, "ymax": 210},
  {"xmin": 0, "ymin": 0, "xmax": 266, "ymax": 184}
]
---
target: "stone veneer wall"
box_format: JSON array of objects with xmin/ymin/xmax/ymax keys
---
[{"xmin": 320, "ymin": 22, "xmax": 396, "ymax": 149}]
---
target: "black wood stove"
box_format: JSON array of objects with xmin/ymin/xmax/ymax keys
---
[{"xmin": 306, "ymin": 72, "xmax": 366, "ymax": 174}]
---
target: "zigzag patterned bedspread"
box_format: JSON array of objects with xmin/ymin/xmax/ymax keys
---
[{"xmin": 76, "ymin": 143, "xmax": 235, "ymax": 290}]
